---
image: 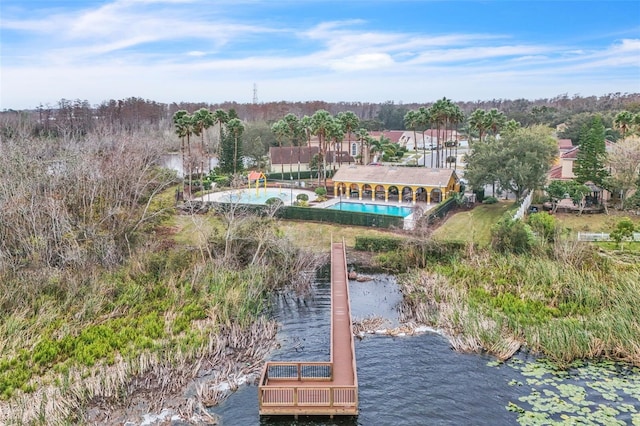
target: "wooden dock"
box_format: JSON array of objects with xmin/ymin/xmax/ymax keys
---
[{"xmin": 258, "ymin": 241, "xmax": 358, "ymax": 417}]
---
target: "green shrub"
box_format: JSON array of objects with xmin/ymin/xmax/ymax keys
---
[
  {"xmin": 265, "ymin": 197, "xmax": 284, "ymax": 206},
  {"xmin": 623, "ymin": 192, "xmax": 640, "ymax": 210},
  {"xmin": 296, "ymin": 193, "xmax": 309, "ymax": 201},
  {"xmin": 315, "ymin": 187, "xmax": 327, "ymax": 196},
  {"xmin": 354, "ymin": 235, "xmax": 403, "ymax": 252},
  {"xmin": 491, "ymin": 214, "xmax": 535, "ymax": 254},
  {"xmin": 373, "ymin": 250, "xmax": 407, "ymax": 272},
  {"xmin": 527, "ymin": 212, "xmax": 557, "ymax": 243},
  {"xmin": 483, "ymin": 196, "xmax": 499, "ymax": 204},
  {"xmin": 403, "ymin": 239, "xmax": 466, "ymax": 268}
]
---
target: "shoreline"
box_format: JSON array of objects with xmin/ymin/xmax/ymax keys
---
[
  {"xmin": 0, "ymin": 320, "xmax": 278, "ymax": 425},
  {"xmin": 86, "ymin": 319, "xmax": 278, "ymax": 425}
]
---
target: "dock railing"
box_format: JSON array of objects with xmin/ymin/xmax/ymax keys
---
[{"xmin": 258, "ymin": 239, "xmax": 358, "ymax": 416}]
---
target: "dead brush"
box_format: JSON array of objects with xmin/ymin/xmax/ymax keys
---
[{"xmin": 352, "ymin": 316, "xmax": 389, "ymax": 335}]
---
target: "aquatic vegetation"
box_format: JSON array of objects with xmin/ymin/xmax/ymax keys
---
[
  {"xmin": 497, "ymin": 357, "xmax": 640, "ymax": 425},
  {"xmin": 400, "ymin": 247, "xmax": 640, "ymax": 367}
]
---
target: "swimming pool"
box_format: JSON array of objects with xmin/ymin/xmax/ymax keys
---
[
  {"xmin": 201, "ymin": 188, "xmax": 316, "ymax": 205},
  {"xmin": 327, "ymin": 201, "xmax": 414, "ymax": 217}
]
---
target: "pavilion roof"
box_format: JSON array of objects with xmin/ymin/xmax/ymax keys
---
[{"xmin": 333, "ymin": 165, "xmax": 457, "ymax": 187}]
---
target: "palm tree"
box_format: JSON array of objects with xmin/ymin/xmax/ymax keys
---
[
  {"xmin": 173, "ymin": 110, "xmax": 195, "ymax": 192},
  {"xmin": 448, "ymin": 104, "xmax": 464, "ymax": 169},
  {"xmin": 337, "ymin": 111, "xmax": 359, "ymax": 165},
  {"xmin": 226, "ymin": 118, "xmax": 244, "ymax": 175},
  {"xmin": 300, "ymin": 115, "xmax": 313, "ymax": 171},
  {"xmin": 429, "ymin": 99, "xmax": 447, "ymax": 168},
  {"xmin": 633, "ymin": 113, "xmax": 640, "ymax": 136},
  {"xmin": 614, "ymin": 110, "xmax": 634, "ymax": 140},
  {"xmin": 192, "ymin": 108, "xmax": 214, "ymax": 176},
  {"xmin": 469, "ymin": 108, "xmax": 488, "ymax": 144},
  {"xmin": 503, "ymin": 119, "xmax": 521, "ymax": 134},
  {"xmin": 369, "ymin": 135, "xmax": 385, "ymax": 163},
  {"xmin": 486, "ymin": 108, "xmax": 506, "ymax": 137},
  {"xmin": 417, "ymin": 107, "xmax": 430, "ymax": 167},
  {"xmin": 403, "ymin": 109, "xmax": 420, "ymax": 163},
  {"xmin": 172, "ymin": 110, "xmax": 189, "ymax": 179},
  {"xmin": 355, "ymin": 128, "xmax": 371, "ymax": 164},
  {"xmin": 283, "ymin": 113, "xmax": 303, "ymax": 178},
  {"xmin": 310, "ymin": 110, "xmax": 334, "ymax": 186},
  {"xmin": 326, "ymin": 120, "xmax": 344, "ymax": 171},
  {"xmin": 271, "ymin": 119, "xmax": 288, "ymax": 180},
  {"xmin": 213, "ymin": 109, "xmax": 229, "ymax": 156}
]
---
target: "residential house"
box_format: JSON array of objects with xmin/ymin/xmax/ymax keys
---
[
  {"xmin": 548, "ymin": 139, "xmax": 614, "ymax": 181},
  {"xmin": 269, "ymin": 146, "xmax": 319, "ymax": 174}
]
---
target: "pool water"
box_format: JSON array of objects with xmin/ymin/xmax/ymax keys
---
[
  {"xmin": 211, "ymin": 188, "xmax": 296, "ymax": 205},
  {"xmin": 229, "ymin": 189, "xmax": 288, "ymax": 204},
  {"xmin": 327, "ymin": 201, "xmax": 414, "ymax": 217}
]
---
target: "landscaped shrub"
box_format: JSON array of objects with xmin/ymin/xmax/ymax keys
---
[
  {"xmin": 491, "ymin": 214, "xmax": 535, "ymax": 254},
  {"xmin": 265, "ymin": 197, "xmax": 284, "ymax": 206},
  {"xmin": 314, "ymin": 187, "xmax": 328, "ymax": 202},
  {"xmin": 623, "ymin": 191, "xmax": 640, "ymax": 210},
  {"xmin": 446, "ymin": 156, "xmax": 456, "ymax": 164},
  {"xmin": 527, "ymin": 212, "xmax": 558, "ymax": 243},
  {"xmin": 354, "ymin": 235, "xmax": 403, "ymax": 252},
  {"xmin": 296, "ymin": 193, "xmax": 309, "ymax": 201},
  {"xmin": 483, "ymin": 196, "xmax": 499, "ymax": 204}
]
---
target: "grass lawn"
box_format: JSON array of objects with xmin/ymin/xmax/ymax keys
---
[
  {"xmin": 553, "ymin": 210, "xmax": 640, "ymax": 235},
  {"xmin": 169, "ymin": 214, "xmax": 397, "ymax": 252},
  {"xmin": 431, "ymin": 200, "xmax": 515, "ymax": 245},
  {"xmin": 432, "ymin": 198, "xmax": 640, "ymax": 246},
  {"xmin": 279, "ymin": 221, "xmax": 398, "ymax": 251}
]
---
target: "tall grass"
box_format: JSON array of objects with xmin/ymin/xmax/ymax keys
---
[
  {"xmin": 0, "ymin": 222, "xmax": 315, "ymax": 424},
  {"xmin": 399, "ymin": 242, "xmax": 640, "ymax": 368}
]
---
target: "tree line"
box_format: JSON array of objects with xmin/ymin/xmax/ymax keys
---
[{"xmin": 3, "ymin": 92, "xmax": 639, "ymax": 138}]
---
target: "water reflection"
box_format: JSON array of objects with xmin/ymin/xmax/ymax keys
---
[
  {"xmin": 161, "ymin": 153, "xmax": 218, "ymax": 178},
  {"xmin": 212, "ymin": 272, "xmax": 522, "ymax": 425},
  {"xmin": 211, "ymin": 271, "xmax": 640, "ymax": 425}
]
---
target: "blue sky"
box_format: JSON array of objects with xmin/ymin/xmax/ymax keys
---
[{"xmin": 1, "ymin": 0, "xmax": 639, "ymax": 109}]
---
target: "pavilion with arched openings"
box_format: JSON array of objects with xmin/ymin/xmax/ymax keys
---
[{"xmin": 331, "ymin": 165, "xmax": 460, "ymax": 204}]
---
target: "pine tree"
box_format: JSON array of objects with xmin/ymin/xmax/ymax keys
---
[{"xmin": 574, "ymin": 116, "xmax": 608, "ymax": 187}]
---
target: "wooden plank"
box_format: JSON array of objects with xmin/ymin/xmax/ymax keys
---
[{"xmin": 258, "ymin": 241, "xmax": 358, "ymax": 416}]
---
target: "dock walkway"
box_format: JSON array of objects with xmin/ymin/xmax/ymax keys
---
[{"xmin": 258, "ymin": 241, "xmax": 358, "ymax": 417}]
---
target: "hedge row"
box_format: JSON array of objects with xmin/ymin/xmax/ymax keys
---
[
  {"xmin": 354, "ymin": 235, "xmax": 404, "ymax": 252},
  {"xmin": 276, "ymin": 206, "xmax": 403, "ymax": 228},
  {"xmin": 265, "ymin": 170, "xmax": 335, "ymax": 181},
  {"xmin": 426, "ymin": 197, "xmax": 457, "ymax": 222}
]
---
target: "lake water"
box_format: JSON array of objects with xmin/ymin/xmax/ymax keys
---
[{"xmin": 210, "ymin": 270, "xmax": 640, "ymax": 425}]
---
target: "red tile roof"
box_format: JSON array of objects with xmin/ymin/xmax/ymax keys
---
[
  {"xmin": 561, "ymin": 146, "xmax": 579, "ymax": 159},
  {"xmin": 548, "ymin": 165, "xmax": 564, "ymax": 180},
  {"xmin": 369, "ymin": 131, "xmax": 405, "ymax": 144},
  {"xmin": 558, "ymin": 139, "xmax": 573, "ymax": 151},
  {"xmin": 424, "ymin": 129, "xmax": 459, "ymax": 139},
  {"xmin": 333, "ymin": 164, "xmax": 457, "ymax": 187}
]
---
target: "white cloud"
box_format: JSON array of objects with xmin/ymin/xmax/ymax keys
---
[
  {"xmin": 1, "ymin": 1, "xmax": 638, "ymax": 109},
  {"xmin": 329, "ymin": 53, "xmax": 395, "ymax": 71}
]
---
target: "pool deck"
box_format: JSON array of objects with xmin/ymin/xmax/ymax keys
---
[
  {"xmin": 194, "ymin": 188, "xmax": 437, "ymax": 230},
  {"xmin": 196, "ymin": 188, "xmax": 318, "ymax": 206},
  {"xmin": 314, "ymin": 197, "xmax": 437, "ymax": 230}
]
